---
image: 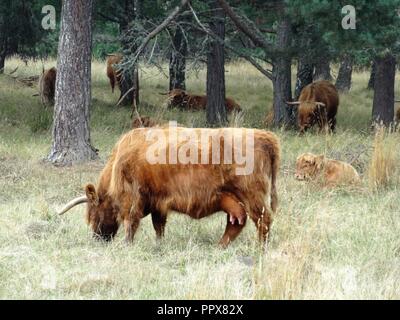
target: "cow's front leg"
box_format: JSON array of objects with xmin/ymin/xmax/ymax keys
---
[
  {"xmin": 121, "ymin": 195, "xmax": 144, "ymax": 243},
  {"xmin": 151, "ymin": 211, "xmax": 167, "ymax": 239}
]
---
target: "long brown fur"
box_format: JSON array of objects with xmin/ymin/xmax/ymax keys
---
[
  {"xmin": 296, "ymin": 80, "xmax": 339, "ymax": 133},
  {"xmin": 106, "ymin": 53, "xmax": 123, "ymax": 93},
  {"xmin": 84, "ymin": 127, "xmax": 280, "ymax": 247},
  {"xmin": 39, "ymin": 67, "xmax": 56, "ymax": 106}
]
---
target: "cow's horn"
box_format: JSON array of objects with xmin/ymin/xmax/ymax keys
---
[
  {"xmin": 58, "ymin": 196, "xmax": 88, "ymax": 215},
  {"xmin": 286, "ymin": 101, "xmax": 301, "ymax": 105},
  {"xmin": 316, "ymin": 102, "xmax": 326, "ymax": 107}
]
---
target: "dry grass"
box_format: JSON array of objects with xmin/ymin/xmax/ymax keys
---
[
  {"xmin": 368, "ymin": 127, "xmax": 399, "ymax": 191},
  {"xmin": 0, "ymin": 58, "xmax": 400, "ymax": 299}
]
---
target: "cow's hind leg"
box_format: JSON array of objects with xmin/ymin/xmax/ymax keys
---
[
  {"xmin": 250, "ymin": 207, "xmax": 273, "ymax": 246},
  {"xmin": 151, "ymin": 211, "xmax": 167, "ymax": 239},
  {"xmin": 219, "ymin": 214, "xmax": 247, "ymax": 248}
]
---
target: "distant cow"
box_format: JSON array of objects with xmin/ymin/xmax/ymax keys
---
[
  {"xmin": 395, "ymin": 107, "xmax": 400, "ymax": 123},
  {"xmin": 106, "ymin": 53, "xmax": 123, "ymax": 93},
  {"xmin": 39, "ymin": 67, "xmax": 57, "ymax": 106},
  {"xmin": 131, "ymin": 116, "xmax": 160, "ymax": 128},
  {"xmin": 58, "ymin": 127, "xmax": 280, "ymax": 247},
  {"xmin": 288, "ymin": 80, "xmax": 339, "ymax": 133},
  {"xmin": 165, "ymin": 89, "xmax": 242, "ymax": 113},
  {"xmin": 295, "ymin": 153, "xmax": 360, "ymax": 187}
]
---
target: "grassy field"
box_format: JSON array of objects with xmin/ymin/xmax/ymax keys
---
[{"xmin": 0, "ymin": 58, "xmax": 400, "ymax": 299}]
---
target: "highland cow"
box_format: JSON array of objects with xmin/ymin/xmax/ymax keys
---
[
  {"xmin": 106, "ymin": 53, "xmax": 123, "ymax": 93},
  {"xmin": 58, "ymin": 127, "xmax": 280, "ymax": 247},
  {"xmin": 287, "ymin": 80, "xmax": 339, "ymax": 133},
  {"xmin": 38, "ymin": 67, "xmax": 57, "ymax": 106},
  {"xmin": 295, "ymin": 153, "xmax": 360, "ymax": 187},
  {"xmin": 165, "ymin": 89, "xmax": 242, "ymax": 113}
]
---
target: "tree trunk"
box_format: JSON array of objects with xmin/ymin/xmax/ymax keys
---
[
  {"xmin": 169, "ymin": 26, "xmax": 187, "ymax": 91},
  {"xmin": 294, "ymin": 55, "xmax": 313, "ymax": 100},
  {"xmin": 314, "ymin": 58, "xmax": 332, "ymax": 81},
  {"xmin": 0, "ymin": 53, "xmax": 5, "ymax": 74},
  {"xmin": 368, "ymin": 60, "xmax": 376, "ymax": 90},
  {"xmin": 372, "ymin": 53, "xmax": 395, "ymax": 127},
  {"xmin": 335, "ymin": 54, "xmax": 353, "ymax": 93},
  {"xmin": 119, "ymin": 0, "xmax": 140, "ymax": 106},
  {"xmin": 48, "ymin": 0, "xmax": 97, "ymax": 165},
  {"xmin": 272, "ymin": 14, "xmax": 294, "ymax": 127},
  {"xmin": 206, "ymin": 1, "xmax": 227, "ymax": 126}
]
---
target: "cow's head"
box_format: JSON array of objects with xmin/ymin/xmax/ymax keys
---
[
  {"xmin": 287, "ymin": 101, "xmax": 326, "ymax": 133},
  {"xmin": 295, "ymin": 153, "xmax": 326, "ymax": 181},
  {"xmin": 58, "ymin": 184, "xmax": 120, "ymax": 241}
]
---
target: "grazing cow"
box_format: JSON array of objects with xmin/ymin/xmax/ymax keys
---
[
  {"xmin": 295, "ymin": 153, "xmax": 360, "ymax": 187},
  {"xmin": 106, "ymin": 53, "xmax": 123, "ymax": 93},
  {"xmin": 39, "ymin": 67, "xmax": 56, "ymax": 106},
  {"xmin": 165, "ymin": 89, "xmax": 242, "ymax": 113},
  {"xmin": 395, "ymin": 107, "xmax": 400, "ymax": 123},
  {"xmin": 58, "ymin": 127, "xmax": 280, "ymax": 247},
  {"xmin": 287, "ymin": 80, "xmax": 339, "ymax": 133}
]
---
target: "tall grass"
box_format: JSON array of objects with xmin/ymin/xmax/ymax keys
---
[
  {"xmin": 368, "ymin": 127, "xmax": 399, "ymax": 191},
  {"xmin": 0, "ymin": 58, "xmax": 400, "ymax": 299}
]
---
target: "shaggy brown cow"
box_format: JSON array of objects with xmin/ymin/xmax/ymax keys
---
[
  {"xmin": 165, "ymin": 89, "xmax": 242, "ymax": 113},
  {"xmin": 288, "ymin": 80, "xmax": 339, "ymax": 133},
  {"xmin": 58, "ymin": 127, "xmax": 280, "ymax": 247},
  {"xmin": 106, "ymin": 53, "xmax": 123, "ymax": 93},
  {"xmin": 39, "ymin": 67, "xmax": 56, "ymax": 106},
  {"xmin": 295, "ymin": 153, "xmax": 360, "ymax": 187},
  {"xmin": 395, "ymin": 107, "xmax": 400, "ymax": 123}
]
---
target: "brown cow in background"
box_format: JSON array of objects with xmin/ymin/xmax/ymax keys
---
[
  {"xmin": 58, "ymin": 127, "xmax": 280, "ymax": 247},
  {"xmin": 106, "ymin": 53, "xmax": 123, "ymax": 93},
  {"xmin": 131, "ymin": 115, "xmax": 160, "ymax": 128},
  {"xmin": 288, "ymin": 80, "xmax": 339, "ymax": 133},
  {"xmin": 39, "ymin": 67, "xmax": 56, "ymax": 106},
  {"xmin": 165, "ymin": 89, "xmax": 242, "ymax": 113}
]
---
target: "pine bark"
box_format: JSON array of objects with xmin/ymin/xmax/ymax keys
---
[
  {"xmin": 335, "ymin": 55, "xmax": 353, "ymax": 93},
  {"xmin": 206, "ymin": 1, "xmax": 227, "ymax": 126},
  {"xmin": 372, "ymin": 53, "xmax": 396, "ymax": 127},
  {"xmin": 0, "ymin": 54, "xmax": 5, "ymax": 74},
  {"xmin": 368, "ymin": 61, "xmax": 376, "ymax": 90},
  {"xmin": 294, "ymin": 56, "xmax": 313, "ymax": 100},
  {"xmin": 119, "ymin": 0, "xmax": 140, "ymax": 106},
  {"xmin": 272, "ymin": 15, "xmax": 294, "ymax": 127},
  {"xmin": 48, "ymin": 0, "xmax": 98, "ymax": 165},
  {"xmin": 169, "ymin": 26, "xmax": 187, "ymax": 91},
  {"xmin": 314, "ymin": 58, "xmax": 332, "ymax": 81}
]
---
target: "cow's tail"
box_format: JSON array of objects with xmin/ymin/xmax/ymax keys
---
[{"xmin": 269, "ymin": 136, "xmax": 280, "ymax": 213}]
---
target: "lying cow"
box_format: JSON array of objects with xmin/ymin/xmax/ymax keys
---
[
  {"xmin": 58, "ymin": 127, "xmax": 280, "ymax": 247},
  {"xmin": 39, "ymin": 67, "xmax": 57, "ymax": 106},
  {"xmin": 295, "ymin": 153, "xmax": 360, "ymax": 187},
  {"xmin": 288, "ymin": 80, "xmax": 339, "ymax": 133},
  {"xmin": 165, "ymin": 89, "xmax": 242, "ymax": 113},
  {"xmin": 106, "ymin": 53, "xmax": 123, "ymax": 93}
]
